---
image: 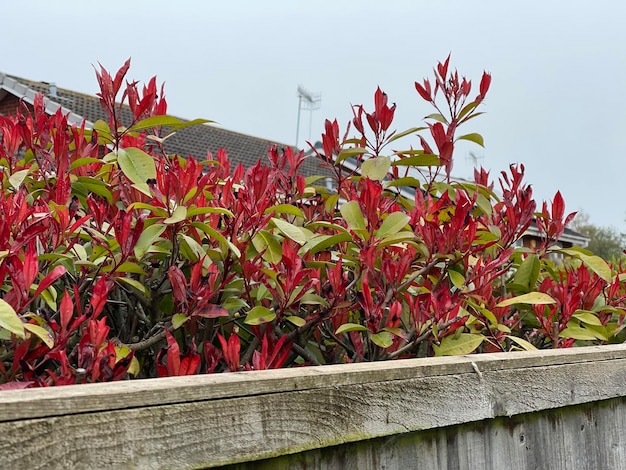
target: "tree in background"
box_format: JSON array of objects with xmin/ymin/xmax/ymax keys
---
[{"xmin": 570, "ymin": 212, "xmax": 625, "ymax": 261}]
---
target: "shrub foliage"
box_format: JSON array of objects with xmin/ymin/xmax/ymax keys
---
[{"xmin": 0, "ymin": 57, "xmax": 624, "ymax": 388}]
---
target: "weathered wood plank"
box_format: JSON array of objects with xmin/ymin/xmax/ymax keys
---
[
  {"xmin": 1, "ymin": 344, "xmax": 625, "ymax": 423},
  {"xmin": 1, "ymin": 351, "xmax": 626, "ymax": 469},
  {"xmin": 220, "ymin": 398, "xmax": 626, "ymax": 470}
]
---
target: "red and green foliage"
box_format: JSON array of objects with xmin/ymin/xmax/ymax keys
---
[{"xmin": 0, "ymin": 56, "xmax": 625, "ymax": 388}]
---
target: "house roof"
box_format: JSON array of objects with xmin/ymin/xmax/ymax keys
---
[
  {"xmin": 524, "ymin": 222, "xmax": 590, "ymax": 248},
  {"xmin": 0, "ymin": 72, "xmax": 330, "ymax": 177}
]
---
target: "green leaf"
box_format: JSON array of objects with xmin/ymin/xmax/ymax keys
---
[
  {"xmin": 117, "ymin": 147, "xmax": 157, "ymax": 196},
  {"xmin": 386, "ymin": 126, "xmax": 427, "ymax": 143},
  {"xmin": 383, "ymin": 327, "xmax": 408, "ymax": 339},
  {"xmin": 506, "ymin": 335, "xmax": 537, "ymax": 351},
  {"xmin": 70, "ymin": 157, "xmax": 102, "ymax": 171},
  {"xmin": 390, "ymin": 154, "xmax": 441, "ymax": 167},
  {"xmin": 107, "ymin": 262, "xmax": 146, "ymax": 275},
  {"xmin": 128, "ymin": 115, "xmax": 213, "ymax": 132},
  {"xmin": 178, "ymin": 234, "xmax": 209, "ymax": 266},
  {"xmin": 340, "ymin": 201, "xmax": 366, "ymax": 231},
  {"xmin": 572, "ymin": 310, "xmax": 603, "ymax": 326},
  {"xmin": 433, "ymin": 333, "xmax": 484, "ymax": 356},
  {"xmin": 190, "ymin": 222, "xmax": 241, "ymax": 259},
  {"xmin": 512, "ymin": 254, "xmax": 540, "ymax": 291},
  {"xmin": 186, "ymin": 207, "xmax": 234, "ymax": 218},
  {"xmin": 252, "ymin": 230, "xmax": 283, "ymax": 263},
  {"xmin": 8, "ymin": 169, "xmax": 30, "ymax": 189},
  {"xmin": 299, "ymin": 233, "xmax": 353, "ymax": 256},
  {"xmin": 222, "ymin": 298, "xmax": 248, "ymax": 314},
  {"xmin": 134, "ymin": 224, "xmax": 167, "ymax": 259},
  {"xmin": 496, "ymin": 292, "xmax": 556, "ymax": 308},
  {"xmin": 163, "ymin": 205, "xmax": 188, "ymax": 224},
  {"xmin": 128, "ymin": 115, "xmax": 184, "ymax": 131},
  {"xmin": 475, "ymin": 193, "xmax": 492, "ymax": 216},
  {"xmin": 383, "ymin": 176, "xmax": 422, "ymax": 190},
  {"xmin": 424, "ymin": 113, "xmax": 448, "ymax": 123},
  {"xmin": 244, "ymin": 306, "xmax": 276, "ymax": 325},
  {"xmin": 467, "ymin": 301, "xmax": 499, "ymax": 326},
  {"xmin": 298, "ymin": 293, "xmax": 330, "ymax": 307},
  {"xmin": 370, "ymin": 331, "xmax": 393, "ymax": 348},
  {"xmin": 324, "ymin": 194, "xmax": 340, "ymax": 213},
  {"xmin": 172, "ymin": 313, "xmax": 189, "ymax": 329},
  {"xmin": 361, "ymin": 156, "xmax": 391, "ymax": 181},
  {"xmin": 336, "ymin": 147, "xmax": 368, "ymax": 164},
  {"xmin": 39, "ymin": 286, "xmax": 58, "ymax": 311},
  {"xmin": 127, "ymin": 202, "xmax": 169, "ymax": 217},
  {"xmin": 265, "ymin": 204, "xmax": 305, "ymax": 219},
  {"xmin": 559, "ymin": 325, "xmax": 600, "ymax": 341},
  {"xmin": 305, "ymin": 221, "xmax": 350, "ymax": 234},
  {"xmin": 457, "ymin": 101, "xmax": 480, "ymax": 121},
  {"xmin": 457, "ymin": 133, "xmax": 485, "ymax": 147},
  {"xmin": 24, "ymin": 323, "xmax": 54, "ymax": 348},
  {"xmin": 581, "ymin": 324, "xmax": 610, "ymax": 341},
  {"xmin": 285, "ymin": 316, "xmax": 306, "ymax": 327},
  {"xmin": 166, "ymin": 118, "xmax": 214, "ymax": 132},
  {"xmin": 578, "ymin": 253, "xmax": 612, "ymax": 283},
  {"xmin": 0, "ymin": 299, "xmax": 24, "ymax": 338},
  {"xmin": 336, "ymin": 323, "xmax": 369, "ymax": 335},
  {"xmin": 376, "ymin": 212, "xmax": 410, "ymax": 238},
  {"xmin": 73, "ymin": 176, "xmax": 113, "ymax": 202},
  {"xmin": 449, "ymin": 270, "xmax": 465, "ymax": 289},
  {"xmin": 92, "ymin": 120, "xmax": 114, "ymax": 144},
  {"xmin": 271, "ymin": 218, "xmax": 309, "ymax": 245},
  {"xmin": 117, "ymin": 277, "xmax": 149, "ymax": 296},
  {"xmin": 376, "ymin": 231, "xmax": 417, "ymax": 248}
]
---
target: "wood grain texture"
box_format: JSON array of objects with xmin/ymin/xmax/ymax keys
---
[
  {"xmin": 222, "ymin": 397, "xmax": 626, "ymax": 470},
  {"xmin": 1, "ymin": 343, "xmax": 625, "ymax": 423},
  {"xmin": 1, "ymin": 345, "xmax": 626, "ymax": 469}
]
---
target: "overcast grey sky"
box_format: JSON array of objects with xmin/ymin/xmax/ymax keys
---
[{"xmin": 4, "ymin": 1, "xmax": 626, "ymax": 232}]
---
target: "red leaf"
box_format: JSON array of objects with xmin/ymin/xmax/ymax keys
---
[
  {"xmin": 374, "ymin": 87, "xmax": 387, "ymax": 117},
  {"xmin": 90, "ymin": 277, "xmax": 112, "ymax": 318},
  {"xmin": 164, "ymin": 329, "xmax": 180, "ymax": 377},
  {"xmin": 0, "ymin": 381, "xmax": 34, "ymax": 391},
  {"xmin": 112, "ymin": 58, "xmax": 131, "ymax": 97},
  {"xmin": 112, "ymin": 354, "xmax": 133, "ymax": 381},
  {"xmin": 218, "ymin": 333, "xmax": 240, "ymax": 372},
  {"xmin": 193, "ymin": 305, "xmax": 229, "ymax": 319},
  {"xmin": 415, "ymin": 78, "xmax": 432, "ymax": 102},
  {"xmin": 90, "ymin": 317, "xmax": 110, "ymax": 348},
  {"xmin": 168, "ymin": 266, "xmax": 188, "ymax": 307},
  {"xmin": 267, "ymin": 334, "xmax": 293, "ymax": 369},
  {"xmin": 202, "ymin": 341, "xmax": 222, "ymax": 374},
  {"xmin": 437, "ymin": 54, "xmax": 451, "ymax": 81},
  {"xmin": 23, "ymin": 243, "xmax": 38, "ymax": 289},
  {"xmin": 59, "ymin": 289, "xmax": 73, "ymax": 334},
  {"xmin": 551, "ymin": 191, "xmax": 565, "ymax": 221},
  {"xmin": 33, "ymin": 265, "xmax": 67, "ymax": 299},
  {"xmin": 179, "ymin": 354, "xmax": 201, "ymax": 376},
  {"xmin": 189, "ymin": 260, "xmax": 203, "ymax": 292},
  {"xmin": 479, "ymin": 72, "xmax": 492, "ymax": 98}
]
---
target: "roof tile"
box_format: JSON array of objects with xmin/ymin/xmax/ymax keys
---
[{"xmin": 1, "ymin": 74, "xmax": 332, "ymax": 178}]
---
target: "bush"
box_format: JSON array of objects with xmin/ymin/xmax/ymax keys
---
[{"xmin": 0, "ymin": 57, "xmax": 624, "ymax": 388}]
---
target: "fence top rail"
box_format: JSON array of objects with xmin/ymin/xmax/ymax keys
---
[{"xmin": 1, "ymin": 343, "xmax": 626, "ymax": 423}]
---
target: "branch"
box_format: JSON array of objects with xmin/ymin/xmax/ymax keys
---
[{"xmin": 123, "ymin": 322, "xmax": 173, "ymax": 351}]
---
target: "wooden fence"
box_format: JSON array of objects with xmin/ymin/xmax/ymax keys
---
[{"xmin": 1, "ymin": 344, "xmax": 626, "ymax": 469}]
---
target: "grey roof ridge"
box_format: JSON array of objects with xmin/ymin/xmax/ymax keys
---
[
  {"xmin": 0, "ymin": 72, "xmax": 92, "ymax": 127},
  {"xmin": 2, "ymin": 72, "xmax": 294, "ymax": 150}
]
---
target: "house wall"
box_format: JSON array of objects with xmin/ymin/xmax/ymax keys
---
[{"xmin": 0, "ymin": 94, "xmax": 23, "ymax": 116}]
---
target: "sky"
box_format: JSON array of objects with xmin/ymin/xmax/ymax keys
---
[{"xmin": 3, "ymin": 1, "xmax": 626, "ymax": 233}]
